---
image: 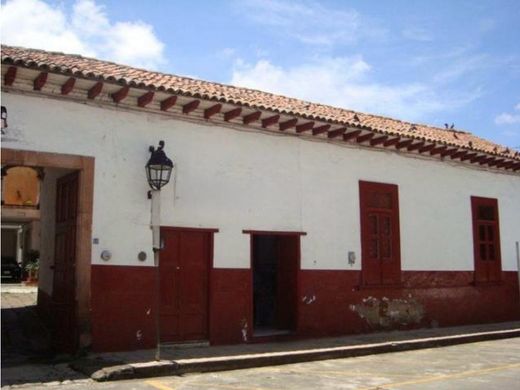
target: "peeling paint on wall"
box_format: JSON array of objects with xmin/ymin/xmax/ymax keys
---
[
  {"xmin": 350, "ymin": 296, "xmax": 425, "ymax": 328},
  {"xmin": 241, "ymin": 318, "xmax": 248, "ymax": 342},
  {"xmin": 302, "ymin": 294, "xmax": 316, "ymax": 305}
]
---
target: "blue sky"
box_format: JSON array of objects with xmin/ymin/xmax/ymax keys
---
[{"xmin": 2, "ymin": 0, "xmax": 520, "ymax": 148}]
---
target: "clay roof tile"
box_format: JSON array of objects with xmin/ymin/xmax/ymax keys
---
[{"xmin": 2, "ymin": 45, "xmax": 518, "ymax": 161}]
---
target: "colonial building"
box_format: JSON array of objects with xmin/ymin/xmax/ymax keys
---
[{"xmin": 1, "ymin": 45, "xmax": 519, "ymax": 353}]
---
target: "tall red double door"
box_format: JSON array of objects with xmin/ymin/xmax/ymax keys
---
[{"xmin": 159, "ymin": 228, "xmax": 211, "ymax": 342}]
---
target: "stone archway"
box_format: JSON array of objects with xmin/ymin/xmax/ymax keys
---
[{"xmin": 1, "ymin": 148, "xmax": 94, "ymax": 352}]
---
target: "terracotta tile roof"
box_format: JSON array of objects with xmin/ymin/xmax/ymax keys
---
[{"xmin": 2, "ymin": 45, "xmax": 519, "ymax": 162}]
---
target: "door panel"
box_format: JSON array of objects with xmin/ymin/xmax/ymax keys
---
[
  {"xmin": 160, "ymin": 229, "xmax": 210, "ymax": 342},
  {"xmin": 52, "ymin": 171, "xmax": 78, "ymax": 353},
  {"xmin": 360, "ymin": 181, "xmax": 401, "ymax": 286},
  {"xmin": 471, "ymin": 197, "xmax": 501, "ymax": 283}
]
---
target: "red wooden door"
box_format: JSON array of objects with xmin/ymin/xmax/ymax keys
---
[
  {"xmin": 471, "ymin": 197, "xmax": 501, "ymax": 283},
  {"xmin": 359, "ymin": 181, "xmax": 401, "ymax": 286},
  {"xmin": 160, "ymin": 229, "xmax": 210, "ymax": 342},
  {"xmin": 52, "ymin": 171, "xmax": 78, "ymax": 352}
]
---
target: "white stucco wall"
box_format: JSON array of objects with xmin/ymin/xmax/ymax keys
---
[{"xmin": 3, "ymin": 92, "xmax": 520, "ymax": 272}]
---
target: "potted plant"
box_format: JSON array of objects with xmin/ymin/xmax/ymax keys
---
[{"xmin": 24, "ymin": 251, "xmax": 40, "ymax": 285}]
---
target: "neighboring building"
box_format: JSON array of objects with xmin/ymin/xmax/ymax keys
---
[{"xmin": 1, "ymin": 45, "xmax": 519, "ymax": 353}]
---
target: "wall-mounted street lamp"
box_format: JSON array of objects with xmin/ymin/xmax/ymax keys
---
[
  {"xmin": 146, "ymin": 140, "xmax": 174, "ymax": 361},
  {"xmin": 146, "ymin": 140, "xmax": 174, "ymax": 192}
]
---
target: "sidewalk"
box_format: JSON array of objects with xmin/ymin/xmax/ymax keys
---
[{"xmin": 72, "ymin": 321, "xmax": 520, "ymax": 382}]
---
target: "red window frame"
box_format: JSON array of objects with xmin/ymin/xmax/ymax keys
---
[
  {"xmin": 359, "ymin": 181, "xmax": 401, "ymax": 286},
  {"xmin": 471, "ymin": 196, "xmax": 502, "ymax": 283}
]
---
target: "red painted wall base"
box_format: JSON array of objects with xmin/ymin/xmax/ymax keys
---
[
  {"xmin": 91, "ymin": 265, "xmax": 156, "ymax": 352},
  {"xmin": 90, "ymin": 265, "xmax": 520, "ymax": 352}
]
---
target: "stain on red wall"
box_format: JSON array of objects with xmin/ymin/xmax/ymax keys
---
[{"xmin": 297, "ymin": 270, "xmax": 520, "ymax": 335}]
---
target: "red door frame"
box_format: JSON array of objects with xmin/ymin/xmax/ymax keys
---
[
  {"xmin": 159, "ymin": 226, "xmax": 218, "ymax": 342},
  {"xmin": 359, "ymin": 180, "xmax": 401, "ymax": 286},
  {"xmin": 243, "ymin": 230, "xmax": 305, "ymax": 340},
  {"xmin": 470, "ymin": 196, "xmax": 502, "ymax": 283}
]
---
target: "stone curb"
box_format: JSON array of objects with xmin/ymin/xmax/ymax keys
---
[{"xmin": 90, "ymin": 328, "xmax": 520, "ymax": 382}]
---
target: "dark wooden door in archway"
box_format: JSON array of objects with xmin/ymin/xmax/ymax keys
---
[{"xmin": 52, "ymin": 171, "xmax": 78, "ymax": 353}]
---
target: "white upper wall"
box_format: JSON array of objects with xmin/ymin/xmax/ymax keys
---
[{"xmin": 2, "ymin": 92, "xmax": 520, "ymax": 271}]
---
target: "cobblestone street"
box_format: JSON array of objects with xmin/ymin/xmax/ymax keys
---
[
  {"xmin": 2, "ymin": 337, "xmax": 520, "ymax": 389},
  {"xmin": 1, "ymin": 285, "xmax": 85, "ymax": 387}
]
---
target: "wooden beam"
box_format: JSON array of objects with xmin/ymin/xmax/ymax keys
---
[
  {"xmin": 88, "ymin": 81, "xmax": 103, "ymax": 99},
  {"xmin": 461, "ymin": 153, "xmax": 478, "ymax": 162},
  {"xmin": 343, "ymin": 130, "xmax": 362, "ymax": 141},
  {"xmin": 383, "ymin": 137, "xmax": 400, "ymax": 147},
  {"xmin": 204, "ymin": 103, "xmax": 222, "ymax": 119},
  {"xmin": 440, "ymin": 148, "xmax": 458, "ymax": 158},
  {"xmin": 111, "ymin": 86, "xmax": 129, "ymax": 103},
  {"xmin": 430, "ymin": 146, "xmax": 447, "ymax": 156},
  {"xmin": 279, "ymin": 118, "xmax": 298, "ymax": 131},
  {"xmin": 4, "ymin": 66, "xmax": 17, "ymax": 86},
  {"xmin": 481, "ymin": 156, "xmax": 498, "ymax": 166},
  {"xmin": 327, "ymin": 127, "xmax": 347, "ymax": 139},
  {"xmin": 407, "ymin": 142, "xmax": 425, "ymax": 151},
  {"xmin": 183, "ymin": 100, "xmax": 200, "ymax": 114},
  {"xmin": 312, "ymin": 124, "xmax": 331, "ymax": 135},
  {"xmin": 262, "ymin": 114, "xmax": 280, "ymax": 128},
  {"xmin": 296, "ymin": 121, "xmax": 314, "ymax": 133},
  {"xmin": 418, "ymin": 144, "xmax": 435, "ymax": 153},
  {"xmin": 137, "ymin": 91, "xmax": 154, "ymax": 108},
  {"xmin": 498, "ymin": 161, "xmax": 515, "ymax": 169},
  {"xmin": 356, "ymin": 133, "xmax": 374, "ymax": 143},
  {"xmin": 60, "ymin": 77, "xmax": 76, "ymax": 95},
  {"xmin": 395, "ymin": 139, "xmax": 413, "ymax": 149},
  {"xmin": 370, "ymin": 136, "xmax": 388, "ymax": 146},
  {"xmin": 243, "ymin": 111, "xmax": 261, "ymax": 125},
  {"xmin": 451, "ymin": 150, "xmax": 467, "ymax": 160},
  {"xmin": 160, "ymin": 96, "xmax": 177, "ymax": 111},
  {"xmin": 470, "ymin": 155, "xmax": 487, "ymax": 164},
  {"xmin": 224, "ymin": 107, "xmax": 242, "ymax": 121},
  {"xmin": 512, "ymin": 162, "xmax": 520, "ymax": 171},
  {"xmin": 488, "ymin": 159, "xmax": 504, "ymax": 167},
  {"xmin": 33, "ymin": 72, "xmax": 48, "ymax": 91}
]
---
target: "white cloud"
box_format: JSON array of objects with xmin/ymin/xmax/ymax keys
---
[
  {"xmin": 0, "ymin": 0, "xmax": 165, "ymax": 69},
  {"xmin": 495, "ymin": 113, "xmax": 520, "ymax": 125},
  {"xmin": 235, "ymin": 0, "xmax": 385, "ymax": 46},
  {"xmin": 495, "ymin": 103, "xmax": 520, "ymax": 125},
  {"xmin": 230, "ymin": 57, "xmax": 480, "ymax": 122}
]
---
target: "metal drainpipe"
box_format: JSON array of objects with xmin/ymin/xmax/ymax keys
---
[{"xmin": 151, "ymin": 189, "xmax": 162, "ymax": 361}]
